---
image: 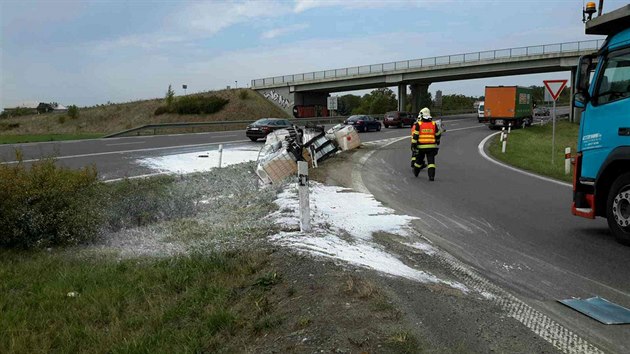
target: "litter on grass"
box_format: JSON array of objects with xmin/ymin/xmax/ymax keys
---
[{"xmin": 270, "ymin": 182, "xmax": 467, "ymax": 292}]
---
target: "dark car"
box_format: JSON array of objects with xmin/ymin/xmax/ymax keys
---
[
  {"xmin": 534, "ymin": 107, "xmax": 550, "ymax": 117},
  {"xmin": 246, "ymin": 118, "xmax": 292, "ymax": 141},
  {"xmin": 383, "ymin": 111, "xmax": 415, "ymax": 128},
  {"xmin": 344, "ymin": 115, "xmax": 381, "ymax": 132}
]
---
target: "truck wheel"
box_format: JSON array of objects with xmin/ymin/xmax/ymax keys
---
[{"xmin": 606, "ymin": 172, "xmax": 630, "ymax": 245}]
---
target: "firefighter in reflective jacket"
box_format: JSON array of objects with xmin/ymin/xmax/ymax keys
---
[{"xmin": 411, "ymin": 107, "xmax": 441, "ymax": 181}]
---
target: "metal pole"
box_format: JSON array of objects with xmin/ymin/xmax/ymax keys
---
[
  {"xmin": 297, "ymin": 161, "xmax": 311, "ymax": 232},
  {"xmin": 552, "ymin": 100, "xmax": 556, "ymax": 164},
  {"xmin": 218, "ymin": 144, "xmax": 223, "ymax": 168}
]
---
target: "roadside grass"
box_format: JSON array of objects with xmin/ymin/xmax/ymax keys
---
[
  {"xmin": 0, "ymin": 133, "xmax": 103, "ymax": 144},
  {"xmin": 0, "ymin": 249, "xmax": 279, "ymax": 353},
  {"xmin": 488, "ymin": 120, "xmax": 579, "ymax": 182},
  {"xmin": 0, "ymin": 162, "xmax": 288, "ymax": 353}
]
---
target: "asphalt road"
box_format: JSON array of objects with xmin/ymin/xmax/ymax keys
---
[
  {"xmin": 360, "ymin": 115, "xmax": 630, "ymax": 353},
  {"xmin": 5, "ymin": 110, "xmax": 627, "ymax": 351},
  {"xmin": 0, "ymin": 118, "xmax": 440, "ymax": 180}
]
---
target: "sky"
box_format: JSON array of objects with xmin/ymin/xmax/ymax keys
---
[{"xmin": 1, "ymin": 0, "xmax": 625, "ymax": 109}]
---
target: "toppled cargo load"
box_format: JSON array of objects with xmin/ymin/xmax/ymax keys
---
[
  {"xmin": 331, "ymin": 125, "xmax": 361, "ymax": 151},
  {"xmin": 256, "ymin": 149, "xmax": 298, "ymax": 184},
  {"xmin": 304, "ymin": 132, "xmax": 338, "ymax": 165}
]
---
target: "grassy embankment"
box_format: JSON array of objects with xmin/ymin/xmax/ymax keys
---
[
  {"xmin": 0, "ymin": 160, "xmax": 417, "ymax": 353},
  {"xmin": 0, "ymin": 89, "xmax": 289, "ymax": 143},
  {"xmin": 488, "ymin": 120, "xmax": 579, "ymax": 182}
]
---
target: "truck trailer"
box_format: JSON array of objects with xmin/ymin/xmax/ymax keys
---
[
  {"xmin": 572, "ymin": 3, "xmax": 630, "ymax": 245},
  {"xmin": 484, "ymin": 86, "xmax": 534, "ymax": 129}
]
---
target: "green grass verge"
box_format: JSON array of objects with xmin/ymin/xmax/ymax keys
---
[
  {"xmin": 0, "ymin": 249, "xmax": 276, "ymax": 353},
  {"xmin": 0, "ymin": 133, "xmax": 103, "ymax": 144},
  {"xmin": 487, "ymin": 120, "xmax": 579, "ymax": 183}
]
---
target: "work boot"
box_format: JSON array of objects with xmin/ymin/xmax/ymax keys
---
[
  {"xmin": 413, "ymin": 167, "xmax": 420, "ymax": 177},
  {"xmin": 428, "ymin": 167, "xmax": 435, "ymax": 181}
]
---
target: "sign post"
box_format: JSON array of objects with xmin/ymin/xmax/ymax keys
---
[
  {"xmin": 327, "ymin": 96, "xmax": 338, "ymax": 116},
  {"xmin": 543, "ymin": 79, "xmax": 568, "ymax": 165}
]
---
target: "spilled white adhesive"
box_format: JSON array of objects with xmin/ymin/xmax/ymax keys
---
[
  {"xmin": 137, "ymin": 145, "xmax": 260, "ymax": 174},
  {"xmin": 271, "ymin": 182, "xmax": 468, "ymax": 292},
  {"xmin": 274, "ymin": 183, "xmax": 418, "ymax": 240}
]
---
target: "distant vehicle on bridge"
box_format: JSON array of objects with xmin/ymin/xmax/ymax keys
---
[{"xmin": 484, "ymin": 86, "xmax": 534, "ymax": 129}]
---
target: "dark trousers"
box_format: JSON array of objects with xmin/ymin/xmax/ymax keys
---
[{"xmin": 414, "ymin": 148, "xmax": 438, "ymax": 179}]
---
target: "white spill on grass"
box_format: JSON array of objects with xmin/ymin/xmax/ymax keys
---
[
  {"xmin": 137, "ymin": 145, "xmax": 260, "ymax": 174},
  {"xmin": 270, "ymin": 182, "xmax": 468, "ymax": 292}
]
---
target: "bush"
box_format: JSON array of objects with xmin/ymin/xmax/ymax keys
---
[
  {"xmin": 58, "ymin": 115, "xmax": 66, "ymax": 124},
  {"xmin": 238, "ymin": 89, "xmax": 249, "ymax": 100},
  {"xmin": 174, "ymin": 96, "xmax": 229, "ymax": 115},
  {"xmin": 100, "ymin": 176, "xmax": 198, "ymax": 231},
  {"xmin": 68, "ymin": 105, "xmax": 79, "ymax": 119},
  {"xmin": 0, "ymin": 122, "xmax": 20, "ymax": 131},
  {"xmin": 154, "ymin": 106, "xmax": 170, "ymax": 116},
  {"xmin": 0, "ymin": 157, "xmax": 102, "ymax": 249}
]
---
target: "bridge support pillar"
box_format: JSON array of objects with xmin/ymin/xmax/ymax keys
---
[
  {"xmin": 410, "ymin": 83, "xmax": 431, "ymax": 114},
  {"xmin": 569, "ymin": 67, "xmax": 581, "ymax": 124},
  {"xmin": 397, "ymin": 84, "xmax": 407, "ymax": 112}
]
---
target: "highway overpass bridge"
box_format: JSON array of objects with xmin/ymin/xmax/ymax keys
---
[{"xmin": 251, "ymin": 39, "xmax": 604, "ymax": 118}]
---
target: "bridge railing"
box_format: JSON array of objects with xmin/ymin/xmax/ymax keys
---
[{"xmin": 251, "ymin": 39, "xmax": 604, "ymax": 88}]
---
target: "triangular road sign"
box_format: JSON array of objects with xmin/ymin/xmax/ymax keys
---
[{"xmin": 543, "ymin": 80, "xmax": 568, "ymax": 101}]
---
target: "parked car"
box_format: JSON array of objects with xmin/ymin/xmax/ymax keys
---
[
  {"xmin": 383, "ymin": 111, "xmax": 415, "ymax": 128},
  {"xmin": 246, "ymin": 118, "xmax": 292, "ymax": 141},
  {"xmin": 477, "ymin": 101, "xmax": 486, "ymax": 122},
  {"xmin": 534, "ymin": 107, "xmax": 550, "ymax": 116},
  {"xmin": 344, "ymin": 115, "xmax": 381, "ymax": 132}
]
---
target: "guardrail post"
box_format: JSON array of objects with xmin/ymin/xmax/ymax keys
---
[
  {"xmin": 297, "ymin": 161, "xmax": 311, "ymax": 232},
  {"xmin": 218, "ymin": 144, "xmax": 223, "ymax": 168},
  {"xmin": 565, "ymin": 147, "xmax": 571, "ymax": 175}
]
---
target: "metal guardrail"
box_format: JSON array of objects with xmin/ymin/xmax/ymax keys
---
[
  {"xmin": 103, "ymin": 110, "xmax": 478, "ymax": 138},
  {"xmin": 103, "ymin": 117, "xmax": 349, "ymax": 138},
  {"xmin": 251, "ymin": 39, "xmax": 605, "ymax": 88}
]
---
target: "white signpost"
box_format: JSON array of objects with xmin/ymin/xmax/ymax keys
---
[
  {"xmin": 543, "ymin": 79, "xmax": 568, "ymax": 164},
  {"xmin": 327, "ymin": 96, "xmax": 338, "ymax": 115}
]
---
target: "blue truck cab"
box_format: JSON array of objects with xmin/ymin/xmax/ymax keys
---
[{"xmin": 572, "ymin": 5, "xmax": 630, "ymax": 244}]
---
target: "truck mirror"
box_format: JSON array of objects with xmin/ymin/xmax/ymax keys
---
[
  {"xmin": 573, "ymin": 92, "xmax": 589, "ymax": 109},
  {"xmin": 576, "ymin": 54, "xmax": 596, "ymax": 93}
]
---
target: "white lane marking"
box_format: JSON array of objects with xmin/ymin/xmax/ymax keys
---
[
  {"xmin": 357, "ymin": 129, "xmax": 602, "ymax": 354},
  {"xmin": 0, "ymin": 139, "xmax": 251, "ymax": 164},
  {"xmin": 477, "ymin": 133, "xmax": 571, "ymax": 188},
  {"xmin": 106, "ymin": 141, "xmax": 145, "ymax": 146}
]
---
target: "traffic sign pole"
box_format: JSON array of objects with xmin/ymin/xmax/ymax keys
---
[
  {"xmin": 552, "ymin": 100, "xmax": 556, "ymax": 164},
  {"xmin": 543, "ymin": 79, "xmax": 568, "ymax": 165}
]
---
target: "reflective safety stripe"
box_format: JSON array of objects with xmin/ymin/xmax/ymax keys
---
[
  {"xmin": 411, "ymin": 156, "xmax": 416, "ymax": 161},
  {"xmin": 411, "ymin": 139, "xmax": 418, "ymax": 143},
  {"xmin": 419, "ymin": 144, "xmax": 437, "ymax": 149},
  {"xmin": 414, "ymin": 163, "xmax": 424, "ymax": 168},
  {"xmin": 428, "ymin": 164, "xmax": 436, "ymax": 168}
]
